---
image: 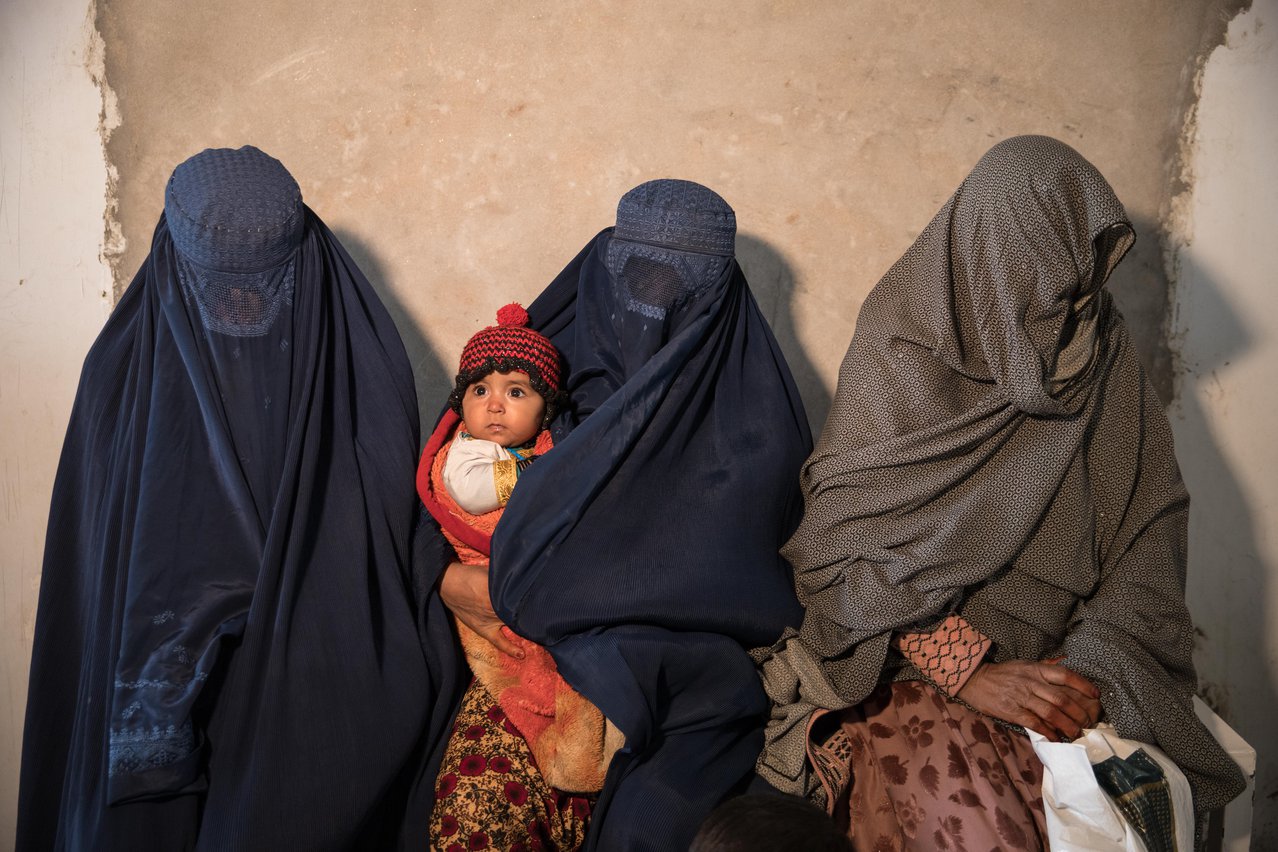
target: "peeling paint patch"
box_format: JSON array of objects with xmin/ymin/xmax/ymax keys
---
[
  {"xmin": 1164, "ymin": 52, "xmax": 1210, "ymax": 397},
  {"xmin": 85, "ymin": 0, "xmax": 125, "ymax": 301},
  {"xmin": 1163, "ymin": 0, "xmax": 1254, "ymax": 407}
]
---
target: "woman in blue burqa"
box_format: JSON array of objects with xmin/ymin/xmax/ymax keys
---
[
  {"xmin": 17, "ymin": 146, "xmax": 466, "ymax": 849},
  {"xmin": 425, "ymin": 180, "xmax": 814, "ymax": 851}
]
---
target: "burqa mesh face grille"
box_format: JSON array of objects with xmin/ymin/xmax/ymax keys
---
[
  {"xmin": 165, "ymin": 146, "xmax": 304, "ymax": 338},
  {"xmin": 175, "ymin": 257, "xmax": 296, "ymax": 337},
  {"xmin": 605, "ymin": 179, "xmax": 736, "ymax": 320},
  {"xmin": 620, "ymin": 255, "xmax": 683, "ymax": 310}
]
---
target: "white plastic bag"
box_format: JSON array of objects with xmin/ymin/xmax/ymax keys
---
[{"xmin": 1029, "ymin": 723, "xmax": 1193, "ymax": 852}]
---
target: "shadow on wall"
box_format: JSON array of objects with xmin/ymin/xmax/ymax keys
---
[
  {"xmin": 737, "ymin": 233, "xmax": 833, "ymax": 432},
  {"xmin": 1108, "ymin": 216, "xmax": 1175, "ymax": 402},
  {"xmin": 332, "ymin": 227, "xmax": 451, "ymax": 438},
  {"xmin": 1166, "ymin": 242, "xmax": 1275, "ymax": 832}
]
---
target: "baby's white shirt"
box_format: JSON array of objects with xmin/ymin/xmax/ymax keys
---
[{"xmin": 443, "ymin": 434, "xmax": 515, "ymax": 515}]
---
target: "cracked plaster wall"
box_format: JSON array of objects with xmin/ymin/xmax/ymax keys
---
[{"xmin": 2, "ymin": 0, "xmax": 1268, "ymax": 846}]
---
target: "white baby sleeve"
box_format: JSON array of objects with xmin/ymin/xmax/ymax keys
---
[{"xmin": 443, "ymin": 437, "xmax": 510, "ymax": 515}]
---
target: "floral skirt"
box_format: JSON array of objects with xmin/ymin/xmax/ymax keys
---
[
  {"xmin": 808, "ymin": 680, "xmax": 1048, "ymax": 852},
  {"xmin": 430, "ymin": 679, "xmax": 595, "ymax": 852}
]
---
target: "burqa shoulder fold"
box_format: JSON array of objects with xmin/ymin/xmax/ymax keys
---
[
  {"xmin": 18, "ymin": 147, "xmax": 464, "ymax": 850},
  {"xmin": 487, "ymin": 181, "xmax": 813, "ymax": 851}
]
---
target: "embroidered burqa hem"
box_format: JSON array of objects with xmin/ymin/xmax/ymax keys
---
[{"xmin": 754, "ymin": 136, "xmax": 1245, "ymax": 819}]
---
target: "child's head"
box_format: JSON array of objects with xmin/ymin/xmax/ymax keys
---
[
  {"xmin": 690, "ymin": 794, "xmax": 852, "ymax": 852},
  {"xmin": 448, "ymin": 303, "xmax": 564, "ymax": 447}
]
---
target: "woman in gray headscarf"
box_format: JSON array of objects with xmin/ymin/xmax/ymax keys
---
[{"xmin": 754, "ymin": 135, "xmax": 1243, "ymax": 850}]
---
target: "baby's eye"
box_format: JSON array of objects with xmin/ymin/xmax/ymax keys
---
[
  {"xmin": 510, "ymin": 388, "xmax": 525, "ymax": 398},
  {"xmin": 471, "ymin": 386, "xmax": 487, "ymax": 397}
]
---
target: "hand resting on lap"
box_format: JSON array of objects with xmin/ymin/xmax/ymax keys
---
[{"xmin": 957, "ymin": 659, "xmax": 1101, "ymax": 741}]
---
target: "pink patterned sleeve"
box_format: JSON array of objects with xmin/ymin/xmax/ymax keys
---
[{"xmin": 892, "ymin": 614, "xmax": 992, "ymax": 696}]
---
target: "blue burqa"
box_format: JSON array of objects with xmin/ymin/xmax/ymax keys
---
[
  {"xmin": 17, "ymin": 147, "xmax": 464, "ymax": 850},
  {"xmin": 484, "ymin": 180, "xmax": 812, "ymax": 850}
]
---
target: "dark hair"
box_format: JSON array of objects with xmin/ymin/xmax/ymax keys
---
[
  {"xmin": 447, "ymin": 357, "xmax": 568, "ymax": 427},
  {"xmin": 689, "ymin": 794, "xmax": 852, "ymax": 852}
]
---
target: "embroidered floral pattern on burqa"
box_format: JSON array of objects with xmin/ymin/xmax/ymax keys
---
[
  {"xmin": 108, "ymin": 725, "xmax": 196, "ymax": 778},
  {"xmin": 753, "ymin": 135, "xmax": 1244, "ymax": 822}
]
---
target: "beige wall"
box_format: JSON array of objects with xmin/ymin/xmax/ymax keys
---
[
  {"xmin": 4, "ymin": 0, "xmax": 1269, "ymax": 846},
  {"xmin": 96, "ymin": 0, "xmax": 1244, "ymax": 421}
]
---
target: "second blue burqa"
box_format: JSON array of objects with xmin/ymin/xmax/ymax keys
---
[{"xmin": 489, "ymin": 181, "xmax": 812, "ymax": 851}]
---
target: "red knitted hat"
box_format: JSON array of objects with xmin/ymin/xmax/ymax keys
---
[
  {"xmin": 448, "ymin": 304, "xmax": 563, "ymax": 417},
  {"xmin": 457, "ymin": 303, "xmax": 561, "ymax": 390}
]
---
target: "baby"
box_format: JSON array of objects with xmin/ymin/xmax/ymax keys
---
[
  {"xmin": 441, "ymin": 303, "xmax": 558, "ymax": 516},
  {"xmin": 418, "ymin": 303, "xmax": 620, "ymax": 794}
]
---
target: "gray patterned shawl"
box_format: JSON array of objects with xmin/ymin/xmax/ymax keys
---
[{"xmin": 755, "ymin": 136, "xmax": 1244, "ymax": 817}]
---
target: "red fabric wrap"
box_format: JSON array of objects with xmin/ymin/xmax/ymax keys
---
[{"xmin": 415, "ymin": 415, "xmax": 611, "ymax": 793}]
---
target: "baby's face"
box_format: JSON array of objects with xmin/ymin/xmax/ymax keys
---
[{"xmin": 461, "ymin": 370, "xmax": 546, "ymax": 447}]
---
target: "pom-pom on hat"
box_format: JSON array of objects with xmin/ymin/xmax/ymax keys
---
[{"xmin": 448, "ymin": 303, "xmax": 564, "ymax": 417}]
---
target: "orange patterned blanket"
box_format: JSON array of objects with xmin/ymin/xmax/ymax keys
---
[{"xmin": 418, "ymin": 411, "xmax": 619, "ymax": 792}]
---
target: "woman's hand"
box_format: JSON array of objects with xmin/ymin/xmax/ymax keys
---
[
  {"xmin": 957, "ymin": 659, "xmax": 1102, "ymax": 741},
  {"xmin": 439, "ymin": 562, "xmax": 526, "ymax": 659}
]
